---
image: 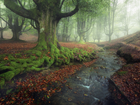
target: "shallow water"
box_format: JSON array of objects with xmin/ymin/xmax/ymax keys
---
[{"xmin": 49, "ymin": 51, "xmax": 122, "ymax": 105}]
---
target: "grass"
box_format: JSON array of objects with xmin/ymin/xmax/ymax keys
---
[{"xmin": 117, "ymin": 71, "xmax": 128, "ymax": 76}]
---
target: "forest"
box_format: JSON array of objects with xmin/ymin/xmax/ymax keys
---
[{"xmin": 0, "ymin": 0, "xmax": 140, "ymax": 105}]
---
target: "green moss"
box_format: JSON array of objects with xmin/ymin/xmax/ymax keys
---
[
  {"xmin": 11, "ymin": 61, "xmax": 18, "ymax": 66},
  {"xmin": 0, "ymin": 78, "xmax": 5, "ymax": 89},
  {"xmin": 15, "ymin": 53, "xmax": 22, "ymax": 58},
  {"xmin": 1, "ymin": 71, "xmax": 15, "ymax": 81},
  {"xmin": 78, "ymin": 41, "xmax": 86, "ymax": 44},
  {"xmin": 22, "ymin": 62, "xmax": 28, "ymax": 67},
  {"xmin": 0, "ymin": 66, "xmax": 15, "ymax": 71},
  {"xmin": 35, "ymin": 51, "xmax": 42, "ymax": 57},
  {"xmin": 31, "ymin": 56, "xmax": 36, "ymax": 60},
  {"xmin": 34, "ymin": 68, "xmax": 42, "ymax": 71},
  {"xmin": 44, "ymin": 56, "xmax": 50, "ymax": 64},
  {"xmin": 50, "ymin": 43, "xmax": 60, "ymax": 54},
  {"xmin": 13, "ymin": 69, "xmax": 21, "ymax": 75},
  {"xmin": 6, "ymin": 88, "xmax": 13, "ymax": 95},
  {"xmin": 117, "ymin": 71, "xmax": 128, "ymax": 76},
  {"xmin": 26, "ymin": 58, "xmax": 32, "ymax": 63},
  {"xmin": 8, "ymin": 55, "xmax": 16, "ymax": 61},
  {"xmin": 18, "ymin": 59, "xmax": 26, "ymax": 64}
]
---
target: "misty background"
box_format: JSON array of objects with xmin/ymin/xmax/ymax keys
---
[{"xmin": 0, "ymin": 0, "xmax": 140, "ymax": 42}]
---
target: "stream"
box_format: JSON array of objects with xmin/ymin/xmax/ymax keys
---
[{"xmin": 47, "ymin": 51, "xmax": 123, "ymax": 105}]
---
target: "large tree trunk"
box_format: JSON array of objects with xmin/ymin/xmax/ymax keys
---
[
  {"xmin": 34, "ymin": 11, "xmax": 60, "ymax": 50},
  {"xmin": 11, "ymin": 30, "xmax": 20, "ymax": 41}
]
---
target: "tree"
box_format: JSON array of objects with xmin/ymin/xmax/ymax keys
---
[
  {"xmin": 4, "ymin": 0, "xmax": 108, "ymax": 50},
  {"xmin": 76, "ymin": 11, "xmax": 93, "ymax": 43},
  {"xmin": 0, "ymin": 20, "xmax": 7, "ymax": 39},
  {"xmin": 119, "ymin": 1, "xmax": 133, "ymax": 36},
  {"xmin": 96, "ymin": 16, "xmax": 103, "ymax": 43},
  {"xmin": 104, "ymin": 0, "xmax": 118, "ymax": 42}
]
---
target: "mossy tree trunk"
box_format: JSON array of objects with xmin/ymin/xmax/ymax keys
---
[{"xmin": 35, "ymin": 11, "xmax": 59, "ymax": 50}]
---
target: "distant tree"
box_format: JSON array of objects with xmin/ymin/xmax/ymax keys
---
[
  {"xmin": 104, "ymin": 0, "xmax": 118, "ymax": 42},
  {"xmin": 76, "ymin": 11, "xmax": 93, "ymax": 43},
  {"xmin": 119, "ymin": 2, "xmax": 133, "ymax": 36},
  {"xmin": 0, "ymin": 5, "xmax": 7, "ymax": 39}
]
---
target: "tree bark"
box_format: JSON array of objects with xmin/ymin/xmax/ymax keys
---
[
  {"xmin": 0, "ymin": 30, "xmax": 3, "ymax": 39},
  {"xmin": 109, "ymin": 35, "xmax": 111, "ymax": 42}
]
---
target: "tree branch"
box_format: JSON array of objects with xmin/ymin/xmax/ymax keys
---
[
  {"xmin": 17, "ymin": 0, "xmax": 28, "ymax": 12},
  {"xmin": 0, "ymin": 17, "xmax": 8, "ymax": 24},
  {"xmin": 58, "ymin": 0, "xmax": 79, "ymax": 19},
  {"xmin": 4, "ymin": 0, "xmax": 37, "ymax": 22},
  {"xmin": 59, "ymin": 0, "xmax": 65, "ymax": 9}
]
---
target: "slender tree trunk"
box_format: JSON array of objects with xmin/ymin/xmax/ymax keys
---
[
  {"xmin": 0, "ymin": 30, "xmax": 3, "ymax": 39},
  {"xmin": 79, "ymin": 35, "xmax": 84, "ymax": 42},
  {"xmin": 109, "ymin": 35, "xmax": 111, "ymax": 42}
]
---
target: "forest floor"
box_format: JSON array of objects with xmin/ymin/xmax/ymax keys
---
[
  {"xmin": 0, "ymin": 34, "xmax": 100, "ymax": 105},
  {"xmin": 97, "ymin": 31, "xmax": 140, "ymax": 105}
]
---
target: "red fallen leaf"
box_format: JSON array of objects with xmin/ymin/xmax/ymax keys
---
[
  {"xmin": 68, "ymin": 87, "xmax": 72, "ymax": 90},
  {"xmin": 57, "ymin": 88, "xmax": 61, "ymax": 92},
  {"xmin": 42, "ymin": 88, "xmax": 47, "ymax": 91},
  {"xmin": 4, "ymin": 56, "xmax": 8, "ymax": 60},
  {"xmin": 68, "ymin": 98, "xmax": 72, "ymax": 101},
  {"xmin": 84, "ymin": 94, "xmax": 88, "ymax": 96}
]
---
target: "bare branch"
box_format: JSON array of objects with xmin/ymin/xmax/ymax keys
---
[{"xmin": 17, "ymin": 0, "xmax": 28, "ymax": 12}]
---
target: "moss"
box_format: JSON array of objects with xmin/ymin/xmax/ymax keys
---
[
  {"xmin": 6, "ymin": 88, "xmax": 13, "ymax": 95},
  {"xmin": 18, "ymin": 59, "xmax": 26, "ymax": 64},
  {"xmin": 0, "ymin": 66, "xmax": 15, "ymax": 71},
  {"xmin": 13, "ymin": 69, "xmax": 21, "ymax": 75},
  {"xmin": 117, "ymin": 71, "xmax": 128, "ymax": 76},
  {"xmin": 78, "ymin": 41, "xmax": 86, "ymax": 44},
  {"xmin": 8, "ymin": 55, "xmax": 16, "ymax": 61},
  {"xmin": 15, "ymin": 53, "xmax": 22, "ymax": 58},
  {"xmin": 34, "ymin": 68, "xmax": 42, "ymax": 71},
  {"xmin": 34, "ymin": 51, "xmax": 42, "ymax": 57},
  {"xmin": 10, "ymin": 61, "xmax": 19, "ymax": 67},
  {"xmin": 44, "ymin": 56, "xmax": 50, "ymax": 64},
  {"xmin": 31, "ymin": 56, "xmax": 36, "ymax": 60},
  {"xmin": 0, "ymin": 71, "xmax": 15, "ymax": 81},
  {"xmin": 50, "ymin": 43, "xmax": 60, "ymax": 54},
  {"xmin": 26, "ymin": 58, "xmax": 32, "ymax": 63},
  {"xmin": 0, "ymin": 78, "xmax": 5, "ymax": 89},
  {"xmin": 22, "ymin": 62, "xmax": 28, "ymax": 68}
]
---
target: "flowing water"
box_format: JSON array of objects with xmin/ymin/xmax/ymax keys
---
[{"xmin": 49, "ymin": 51, "xmax": 123, "ymax": 105}]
